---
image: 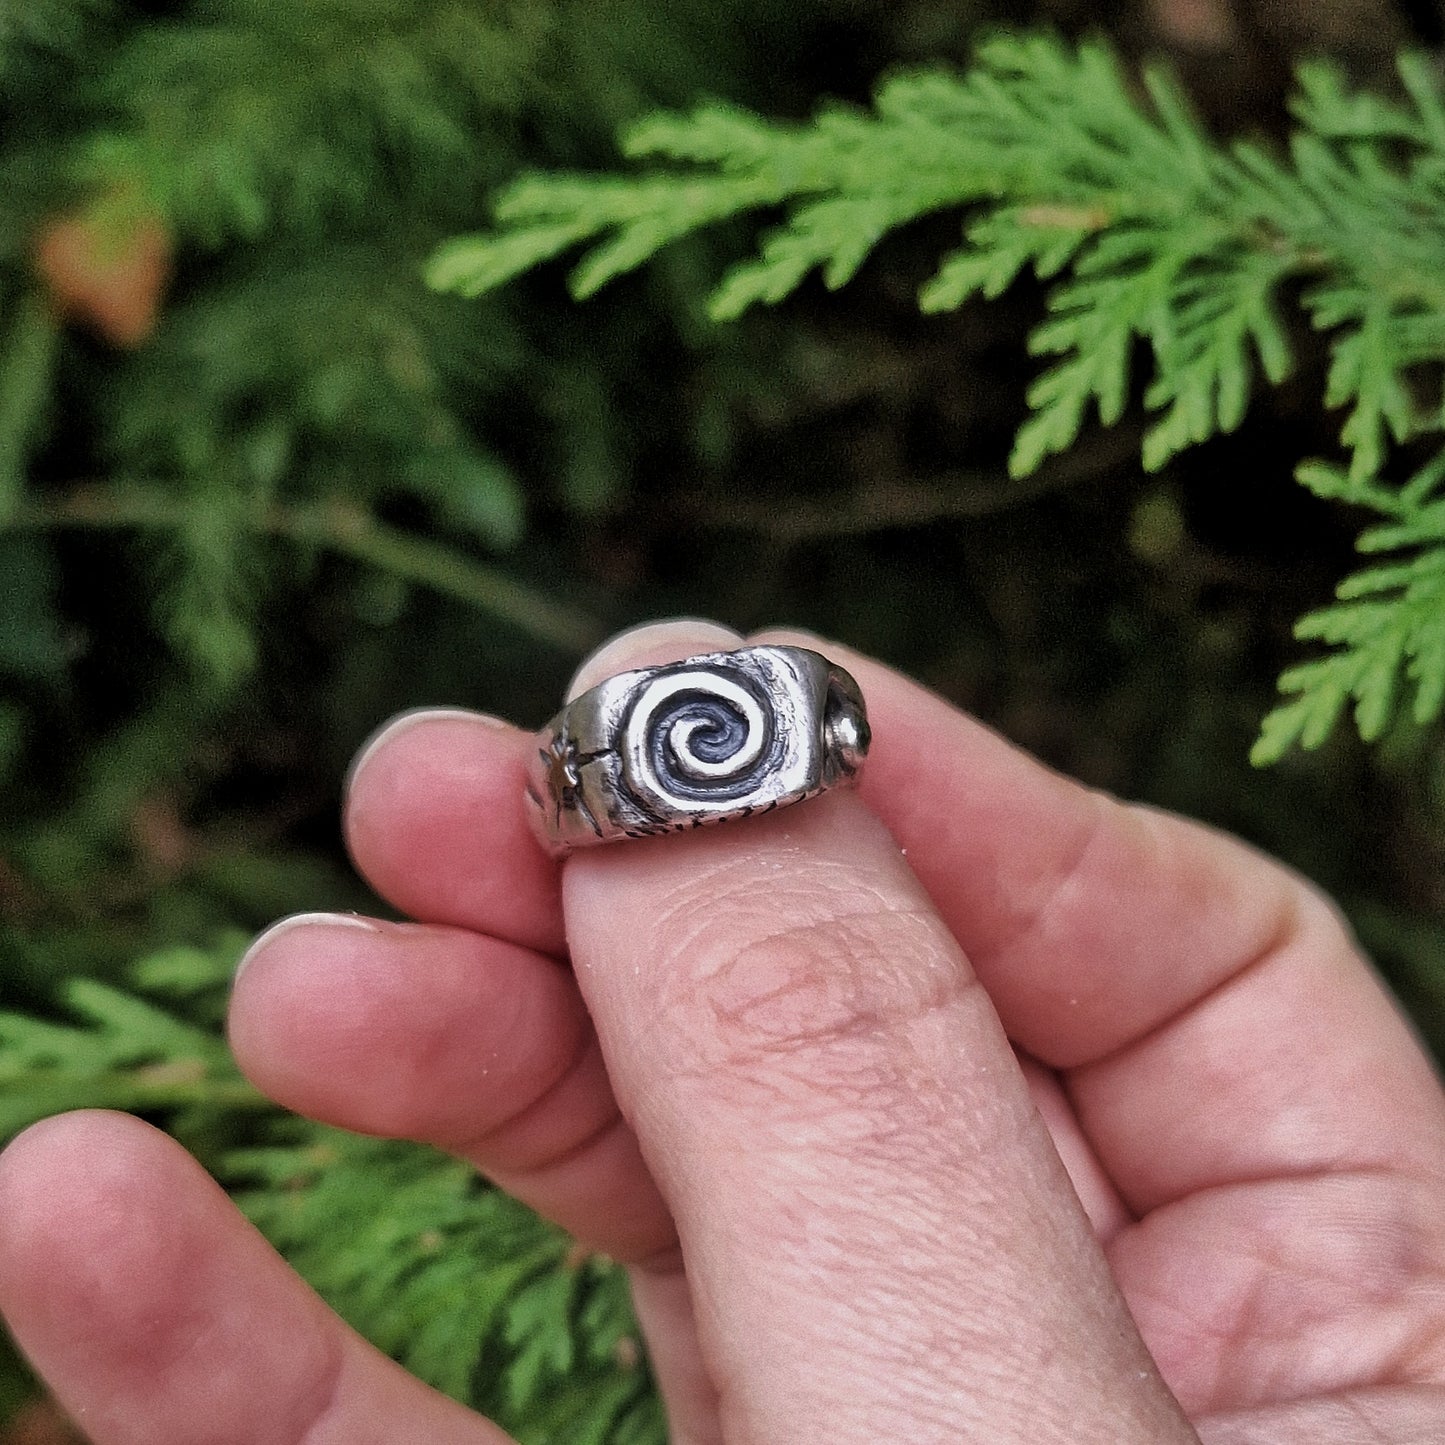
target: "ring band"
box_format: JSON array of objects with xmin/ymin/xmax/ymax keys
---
[{"xmin": 527, "ymin": 644, "xmax": 870, "ymax": 855}]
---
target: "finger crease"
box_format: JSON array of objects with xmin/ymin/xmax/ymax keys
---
[
  {"xmin": 502, "ymin": 1108, "xmax": 629, "ymax": 1184},
  {"xmin": 447, "ymin": 1026, "xmax": 597, "ymax": 1155},
  {"xmin": 983, "ymin": 789, "xmax": 1111, "ymax": 971},
  {"xmin": 1064, "ymin": 886, "xmax": 1304, "ymax": 1076}
]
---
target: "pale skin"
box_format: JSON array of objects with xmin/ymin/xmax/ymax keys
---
[{"xmin": 3, "ymin": 618, "xmax": 1445, "ymax": 1444}]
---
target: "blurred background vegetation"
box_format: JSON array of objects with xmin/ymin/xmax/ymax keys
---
[{"xmin": 5, "ymin": 0, "xmax": 1445, "ymax": 1439}]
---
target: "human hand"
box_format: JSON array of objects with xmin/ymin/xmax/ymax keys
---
[{"xmin": 3, "ymin": 617, "xmax": 1445, "ymax": 1444}]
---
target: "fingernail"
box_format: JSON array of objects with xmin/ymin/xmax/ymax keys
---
[
  {"xmin": 748, "ymin": 624, "xmax": 833, "ymax": 651},
  {"xmin": 234, "ymin": 911, "xmax": 379, "ymax": 982},
  {"xmin": 567, "ymin": 618, "xmax": 745, "ymax": 701},
  {"xmin": 344, "ymin": 706, "xmax": 511, "ymax": 802}
]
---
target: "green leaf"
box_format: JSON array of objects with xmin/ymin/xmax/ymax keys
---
[
  {"xmin": 1255, "ymin": 541, "xmax": 1445, "ymax": 761},
  {"xmin": 1291, "ymin": 60, "xmax": 1423, "ymax": 143},
  {"xmin": 426, "ymin": 221, "xmax": 603, "ymax": 299},
  {"xmin": 0, "ymin": 954, "xmax": 259, "ymax": 1139},
  {"xmin": 1319, "ymin": 295, "xmax": 1416, "ymax": 481},
  {"xmin": 921, "ymin": 208, "xmax": 1098, "ymax": 311},
  {"xmin": 1142, "ymin": 253, "xmax": 1295, "ymax": 471}
]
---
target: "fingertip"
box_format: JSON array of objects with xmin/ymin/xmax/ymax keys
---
[
  {"xmin": 744, "ymin": 624, "xmax": 835, "ymax": 651},
  {"xmin": 228, "ymin": 915, "xmax": 415, "ymax": 1112},
  {"xmin": 0, "ymin": 1117, "xmax": 494, "ymax": 1445},
  {"xmin": 227, "ymin": 915, "xmax": 593, "ymax": 1150},
  {"xmin": 0, "ymin": 1111, "xmax": 198, "ymax": 1347},
  {"xmin": 0, "ymin": 1108, "xmax": 161, "ymax": 1208},
  {"xmin": 567, "ymin": 619, "xmax": 744, "ymax": 700},
  {"xmin": 234, "ymin": 910, "xmax": 381, "ymax": 984},
  {"xmin": 342, "ymin": 710, "xmax": 566, "ymax": 955},
  {"xmin": 344, "ymin": 707, "xmax": 512, "ymax": 806}
]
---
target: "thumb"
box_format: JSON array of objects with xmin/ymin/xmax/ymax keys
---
[{"xmin": 561, "ymin": 620, "xmax": 1195, "ymax": 1445}]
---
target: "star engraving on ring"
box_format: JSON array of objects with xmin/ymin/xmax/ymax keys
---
[{"xmin": 540, "ymin": 732, "xmax": 604, "ymax": 838}]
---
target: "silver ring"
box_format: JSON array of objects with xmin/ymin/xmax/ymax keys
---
[{"xmin": 527, "ymin": 644, "xmax": 870, "ymax": 855}]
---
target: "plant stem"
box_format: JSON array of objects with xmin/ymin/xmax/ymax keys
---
[{"xmin": 8, "ymin": 484, "xmax": 605, "ymax": 653}]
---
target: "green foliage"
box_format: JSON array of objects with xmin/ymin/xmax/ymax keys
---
[
  {"xmin": 1252, "ymin": 454, "xmax": 1445, "ymax": 761},
  {"xmin": 81, "ymin": 0, "xmax": 533, "ymax": 246},
  {"xmin": 0, "ymin": 0, "xmax": 111, "ymax": 82},
  {"xmin": 99, "ymin": 242, "xmax": 535, "ymax": 685},
  {"xmin": 0, "ymin": 968, "xmax": 246, "ymax": 1138},
  {"xmin": 0, "ymin": 935, "xmax": 660, "ymax": 1442},
  {"xmin": 0, "ymin": 0, "xmax": 749, "ymax": 695},
  {"xmin": 432, "ymin": 33, "xmax": 1445, "ymax": 759},
  {"xmin": 234, "ymin": 1131, "xmax": 660, "ymax": 1444}
]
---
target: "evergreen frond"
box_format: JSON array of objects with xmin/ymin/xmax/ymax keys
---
[
  {"xmin": 229, "ymin": 1130, "xmax": 660, "ymax": 1442},
  {"xmin": 0, "ymin": 944, "xmax": 256, "ymax": 1138},
  {"xmin": 94, "ymin": 240, "xmax": 534, "ymax": 685},
  {"xmin": 149, "ymin": 482, "xmax": 262, "ymax": 691},
  {"xmin": 1255, "ymin": 455, "xmax": 1445, "ymax": 762},
  {"xmin": 82, "ymin": 0, "xmax": 554, "ymax": 245},
  {"xmin": 431, "ymin": 35, "xmax": 1445, "ymax": 758}
]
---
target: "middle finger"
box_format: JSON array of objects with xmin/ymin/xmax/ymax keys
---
[{"xmin": 228, "ymin": 912, "xmax": 675, "ymax": 1264}]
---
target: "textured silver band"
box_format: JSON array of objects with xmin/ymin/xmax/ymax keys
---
[{"xmin": 527, "ymin": 644, "xmax": 870, "ymax": 855}]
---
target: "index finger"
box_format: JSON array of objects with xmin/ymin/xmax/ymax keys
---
[{"xmin": 756, "ymin": 629, "xmax": 1445, "ymax": 1205}]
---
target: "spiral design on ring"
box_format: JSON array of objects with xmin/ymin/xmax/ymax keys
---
[{"xmin": 624, "ymin": 669, "xmax": 776, "ymax": 809}]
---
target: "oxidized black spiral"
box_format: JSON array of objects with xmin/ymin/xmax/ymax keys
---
[{"xmin": 627, "ymin": 669, "xmax": 777, "ymax": 809}]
